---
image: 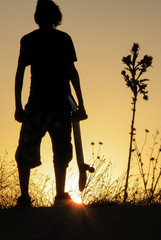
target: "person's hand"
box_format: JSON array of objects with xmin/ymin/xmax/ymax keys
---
[
  {"xmin": 14, "ymin": 107, "xmax": 25, "ymax": 123},
  {"xmin": 78, "ymin": 105, "xmax": 88, "ymax": 121},
  {"xmin": 73, "ymin": 104, "xmax": 88, "ymax": 121}
]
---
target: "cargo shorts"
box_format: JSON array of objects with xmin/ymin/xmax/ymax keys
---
[{"xmin": 15, "ymin": 110, "xmax": 72, "ymax": 169}]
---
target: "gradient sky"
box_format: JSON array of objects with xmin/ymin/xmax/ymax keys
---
[{"xmin": 0, "ymin": 0, "xmax": 161, "ymax": 181}]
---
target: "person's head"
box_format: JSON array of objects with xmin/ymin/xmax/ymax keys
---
[{"xmin": 34, "ymin": 0, "xmax": 62, "ymax": 28}]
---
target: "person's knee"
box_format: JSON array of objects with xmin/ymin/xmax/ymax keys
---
[
  {"xmin": 54, "ymin": 143, "xmax": 73, "ymax": 168},
  {"xmin": 15, "ymin": 145, "xmax": 41, "ymax": 169}
]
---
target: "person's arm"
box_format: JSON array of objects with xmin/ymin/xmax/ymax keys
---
[
  {"xmin": 14, "ymin": 62, "xmax": 26, "ymax": 122},
  {"xmin": 69, "ymin": 62, "xmax": 88, "ymax": 120}
]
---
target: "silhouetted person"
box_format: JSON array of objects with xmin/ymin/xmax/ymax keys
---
[{"xmin": 15, "ymin": 0, "xmax": 87, "ymax": 208}]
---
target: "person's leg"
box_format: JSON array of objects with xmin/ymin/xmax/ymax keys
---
[
  {"xmin": 54, "ymin": 161, "xmax": 67, "ymax": 197},
  {"xmin": 18, "ymin": 166, "xmax": 30, "ymax": 198},
  {"xmin": 15, "ymin": 111, "xmax": 46, "ymax": 202},
  {"xmin": 15, "ymin": 166, "xmax": 32, "ymax": 209},
  {"xmin": 48, "ymin": 112, "xmax": 72, "ymax": 197}
]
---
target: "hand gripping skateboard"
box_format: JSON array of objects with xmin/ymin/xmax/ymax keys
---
[{"xmin": 68, "ymin": 96, "xmax": 95, "ymax": 191}]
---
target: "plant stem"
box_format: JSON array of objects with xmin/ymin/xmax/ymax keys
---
[{"xmin": 124, "ymin": 96, "xmax": 137, "ymax": 203}]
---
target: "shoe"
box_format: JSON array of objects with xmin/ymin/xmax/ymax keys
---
[
  {"xmin": 54, "ymin": 193, "xmax": 74, "ymax": 207},
  {"xmin": 15, "ymin": 195, "xmax": 32, "ymax": 210}
]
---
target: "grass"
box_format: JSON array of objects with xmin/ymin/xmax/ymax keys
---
[
  {"xmin": 0, "ymin": 151, "xmax": 55, "ymax": 208},
  {"xmin": 0, "ymin": 151, "xmax": 19, "ymax": 208},
  {"xmin": 1, "ymin": 137, "xmax": 161, "ymax": 209}
]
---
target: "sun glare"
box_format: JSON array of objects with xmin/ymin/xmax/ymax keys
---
[{"xmin": 70, "ymin": 193, "xmax": 82, "ymax": 204}]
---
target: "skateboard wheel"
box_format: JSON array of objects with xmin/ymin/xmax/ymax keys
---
[{"xmin": 89, "ymin": 167, "xmax": 95, "ymax": 173}]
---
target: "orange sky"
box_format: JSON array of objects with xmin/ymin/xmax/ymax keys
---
[{"xmin": 1, "ymin": 0, "xmax": 161, "ymax": 181}]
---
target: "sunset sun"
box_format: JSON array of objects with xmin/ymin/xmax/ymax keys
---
[{"xmin": 70, "ymin": 193, "xmax": 82, "ymax": 204}]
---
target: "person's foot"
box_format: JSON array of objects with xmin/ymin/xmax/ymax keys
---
[
  {"xmin": 15, "ymin": 195, "xmax": 32, "ymax": 210},
  {"xmin": 54, "ymin": 193, "xmax": 75, "ymax": 207}
]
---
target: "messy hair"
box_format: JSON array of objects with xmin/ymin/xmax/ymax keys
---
[{"xmin": 34, "ymin": 0, "xmax": 62, "ymax": 27}]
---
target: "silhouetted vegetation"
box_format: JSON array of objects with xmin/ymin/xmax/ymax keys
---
[
  {"xmin": 133, "ymin": 129, "xmax": 161, "ymax": 204},
  {"xmin": 0, "ymin": 152, "xmax": 55, "ymax": 208},
  {"xmin": 81, "ymin": 142, "xmax": 126, "ymax": 205},
  {"xmin": 1, "ymin": 130, "xmax": 159, "ymax": 204},
  {"xmin": 121, "ymin": 43, "xmax": 153, "ymax": 203},
  {"xmin": 1, "ymin": 135, "xmax": 161, "ymax": 208},
  {"xmin": 0, "ymin": 151, "xmax": 19, "ymax": 208}
]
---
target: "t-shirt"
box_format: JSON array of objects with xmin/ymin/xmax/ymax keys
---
[{"xmin": 18, "ymin": 28, "xmax": 77, "ymax": 111}]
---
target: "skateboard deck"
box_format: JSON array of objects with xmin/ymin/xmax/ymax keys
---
[{"xmin": 68, "ymin": 96, "xmax": 95, "ymax": 191}]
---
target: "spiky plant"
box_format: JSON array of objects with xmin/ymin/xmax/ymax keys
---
[{"xmin": 121, "ymin": 43, "xmax": 153, "ymax": 203}]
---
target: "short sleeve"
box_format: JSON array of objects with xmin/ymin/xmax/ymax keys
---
[
  {"xmin": 63, "ymin": 34, "xmax": 77, "ymax": 62},
  {"xmin": 18, "ymin": 36, "xmax": 31, "ymax": 66}
]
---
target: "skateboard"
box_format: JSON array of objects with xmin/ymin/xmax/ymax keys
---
[{"xmin": 68, "ymin": 96, "xmax": 95, "ymax": 192}]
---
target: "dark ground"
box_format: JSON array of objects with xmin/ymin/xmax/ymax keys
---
[{"xmin": 0, "ymin": 204, "xmax": 161, "ymax": 240}]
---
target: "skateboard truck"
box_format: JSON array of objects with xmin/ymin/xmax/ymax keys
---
[
  {"xmin": 79, "ymin": 163, "xmax": 95, "ymax": 173},
  {"xmin": 68, "ymin": 96, "xmax": 95, "ymax": 191},
  {"xmin": 78, "ymin": 163, "xmax": 95, "ymax": 192}
]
